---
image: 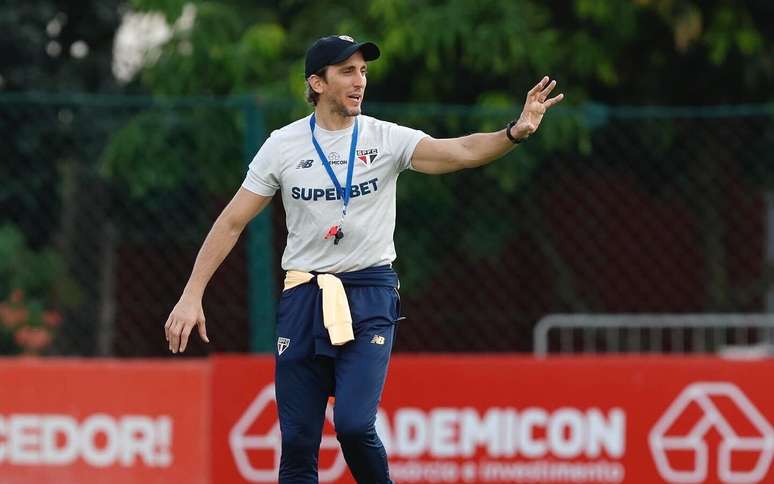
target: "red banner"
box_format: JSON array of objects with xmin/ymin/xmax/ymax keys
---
[
  {"xmin": 0, "ymin": 358, "xmax": 209, "ymax": 484},
  {"xmin": 3, "ymin": 356, "xmax": 774, "ymax": 483},
  {"xmin": 212, "ymin": 355, "xmax": 774, "ymax": 484}
]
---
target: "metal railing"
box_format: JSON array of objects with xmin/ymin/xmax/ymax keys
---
[
  {"xmin": 533, "ymin": 314, "xmax": 774, "ymax": 357},
  {"xmin": 2, "ymin": 93, "xmax": 774, "ymax": 357}
]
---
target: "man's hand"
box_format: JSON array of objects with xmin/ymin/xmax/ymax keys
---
[
  {"xmin": 165, "ymin": 297, "xmax": 209, "ymax": 354},
  {"xmin": 510, "ymin": 76, "xmax": 564, "ymax": 141}
]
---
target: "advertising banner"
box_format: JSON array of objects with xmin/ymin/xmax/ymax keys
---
[
  {"xmin": 4, "ymin": 355, "xmax": 774, "ymax": 483},
  {"xmin": 0, "ymin": 359, "xmax": 209, "ymax": 484},
  {"xmin": 213, "ymin": 355, "xmax": 774, "ymax": 484}
]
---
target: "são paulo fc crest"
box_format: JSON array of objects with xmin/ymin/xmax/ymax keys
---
[
  {"xmin": 356, "ymin": 148, "xmax": 378, "ymax": 167},
  {"xmin": 277, "ymin": 337, "xmax": 290, "ymax": 355}
]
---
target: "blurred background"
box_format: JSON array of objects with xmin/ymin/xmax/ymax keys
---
[{"xmin": 1, "ymin": 0, "xmax": 773, "ymax": 358}]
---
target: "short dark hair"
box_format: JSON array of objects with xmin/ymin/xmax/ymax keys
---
[{"xmin": 304, "ymin": 67, "xmax": 328, "ymax": 106}]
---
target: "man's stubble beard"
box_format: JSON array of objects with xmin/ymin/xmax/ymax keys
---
[{"xmin": 331, "ymin": 98, "xmax": 361, "ymax": 118}]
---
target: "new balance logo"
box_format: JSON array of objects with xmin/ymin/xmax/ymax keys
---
[
  {"xmin": 296, "ymin": 159, "xmax": 314, "ymax": 169},
  {"xmin": 370, "ymin": 335, "xmax": 385, "ymax": 345}
]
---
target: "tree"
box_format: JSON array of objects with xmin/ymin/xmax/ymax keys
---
[
  {"xmin": 0, "ymin": 0, "xmax": 126, "ymax": 355},
  {"xmin": 99, "ymin": 0, "xmax": 774, "ymax": 351}
]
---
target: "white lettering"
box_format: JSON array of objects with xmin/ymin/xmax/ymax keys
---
[
  {"xmin": 10, "ymin": 415, "xmax": 40, "ymax": 464},
  {"xmin": 41, "ymin": 415, "xmax": 78, "ymax": 465},
  {"xmin": 587, "ymin": 408, "xmax": 625, "ymax": 458},
  {"xmin": 375, "ymin": 409, "xmax": 392, "ymax": 454},
  {"xmin": 0, "ymin": 414, "xmax": 5, "ymax": 462},
  {"xmin": 395, "ymin": 408, "xmax": 426, "ymax": 457},
  {"xmin": 519, "ymin": 408, "xmax": 548, "ymax": 458},
  {"xmin": 155, "ymin": 416, "xmax": 172, "ymax": 467},
  {"xmin": 378, "ymin": 406, "xmax": 625, "ymax": 461},
  {"xmin": 503, "ymin": 409, "xmax": 518, "ymax": 456},
  {"xmin": 479, "ymin": 459, "xmax": 625, "ymax": 483},
  {"xmin": 430, "ymin": 409, "xmax": 458, "ymax": 457},
  {"xmin": 548, "ymin": 408, "xmax": 584, "ymax": 458},
  {"xmin": 459, "ymin": 408, "xmax": 502, "ymax": 457},
  {"xmin": 120, "ymin": 416, "xmax": 154, "ymax": 466},
  {"xmin": 81, "ymin": 414, "xmax": 119, "ymax": 467},
  {"xmin": 0, "ymin": 413, "xmax": 174, "ymax": 468},
  {"xmin": 390, "ymin": 460, "xmax": 460, "ymax": 482}
]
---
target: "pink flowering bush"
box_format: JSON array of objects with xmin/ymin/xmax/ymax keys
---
[{"xmin": 0, "ymin": 225, "xmax": 79, "ymax": 355}]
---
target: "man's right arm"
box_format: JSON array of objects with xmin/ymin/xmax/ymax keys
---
[{"xmin": 165, "ymin": 187, "xmax": 273, "ymax": 353}]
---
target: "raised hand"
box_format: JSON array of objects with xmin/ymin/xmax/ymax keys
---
[{"xmin": 511, "ymin": 76, "xmax": 564, "ymax": 141}]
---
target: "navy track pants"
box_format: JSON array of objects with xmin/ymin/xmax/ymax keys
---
[{"xmin": 274, "ymin": 267, "xmax": 399, "ymax": 483}]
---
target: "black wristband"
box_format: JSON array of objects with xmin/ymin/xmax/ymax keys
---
[{"xmin": 505, "ymin": 120, "xmax": 522, "ymax": 144}]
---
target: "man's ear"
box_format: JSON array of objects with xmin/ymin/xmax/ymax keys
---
[{"xmin": 309, "ymin": 75, "xmax": 325, "ymax": 95}]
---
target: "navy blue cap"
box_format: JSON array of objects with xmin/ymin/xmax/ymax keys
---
[{"xmin": 305, "ymin": 35, "xmax": 380, "ymax": 78}]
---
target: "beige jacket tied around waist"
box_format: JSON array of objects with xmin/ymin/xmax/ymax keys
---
[{"xmin": 283, "ymin": 270, "xmax": 354, "ymax": 345}]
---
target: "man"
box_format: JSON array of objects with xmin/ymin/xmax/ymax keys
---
[{"xmin": 165, "ymin": 35, "xmax": 563, "ymax": 483}]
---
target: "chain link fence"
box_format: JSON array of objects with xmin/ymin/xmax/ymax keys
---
[{"xmin": 2, "ymin": 93, "xmax": 773, "ymax": 356}]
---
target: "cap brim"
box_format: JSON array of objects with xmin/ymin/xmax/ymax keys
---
[{"xmin": 329, "ymin": 42, "xmax": 380, "ymax": 65}]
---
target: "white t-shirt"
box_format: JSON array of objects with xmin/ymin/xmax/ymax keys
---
[{"xmin": 242, "ymin": 114, "xmax": 427, "ymax": 273}]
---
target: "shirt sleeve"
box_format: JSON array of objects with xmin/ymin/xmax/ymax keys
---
[
  {"xmin": 242, "ymin": 134, "xmax": 281, "ymax": 196},
  {"xmin": 387, "ymin": 123, "xmax": 428, "ymax": 172}
]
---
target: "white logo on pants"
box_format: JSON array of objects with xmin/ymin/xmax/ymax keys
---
[
  {"xmin": 649, "ymin": 382, "xmax": 774, "ymax": 483},
  {"xmin": 229, "ymin": 384, "xmax": 346, "ymax": 482},
  {"xmin": 277, "ymin": 337, "xmax": 290, "ymax": 355}
]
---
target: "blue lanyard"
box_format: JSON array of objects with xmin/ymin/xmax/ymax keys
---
[{"xmin": 309, "ymin": 114, "xmax": 359, "ymax": 218}]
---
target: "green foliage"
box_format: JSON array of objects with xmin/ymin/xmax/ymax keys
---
[
  {"xmin": 0, "ymin": 224, "xmax": 81, "ymax": 309},
  {"xmin": 101, "ymin": 106, "xmax": 243, "ymax": 197},
  {"xmin": 234, "ymin": 23, "xmax": 287, "ymax": 86},
  {"xmin": 140, "ymin": 2, "xmax": 245, "ymax": 95},
  {"xmin": 104, "ymin": 0, "xmax": 772, "ymax": 302},
  {"xmin": 0, "ymin": 0, "xmax": 123, "ymax": 92},
  {"xmin": 123, "ymin": 0, "xmax": 773, "ymax": 114},
  {"xmin": 704, "ymin": 5, "xmax": 764, "ymax": 64},
  {"xmin": 0, "ymin": 224, "xmax": 76, "ymax": 354},
  {"xmin": 0, "ymin": 224, "xmax": 79, "ymax": 354},
  {"xmin": 130, "ymin": 0, "xmax": 193, "ymax": 21}
]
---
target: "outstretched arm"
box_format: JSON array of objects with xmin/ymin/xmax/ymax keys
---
[
  {"xmin": 164, "ymin": 187, "xmax": 272, "ymax": 353},
  {"xmin": 411, "ymin": 76, "xmax": 564, "ymax": 175}
]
